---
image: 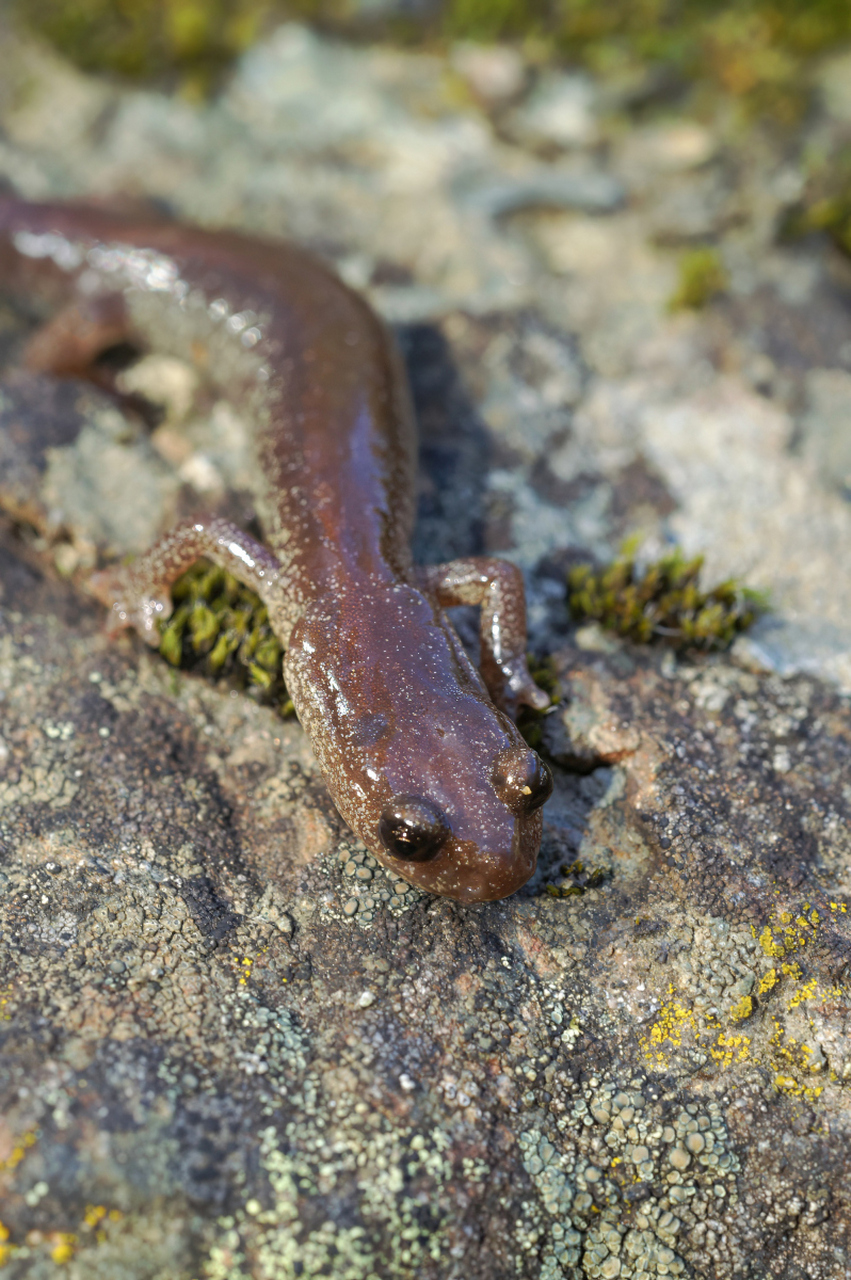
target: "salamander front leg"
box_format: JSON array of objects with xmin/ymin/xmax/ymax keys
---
[
  {"xmin": 420, "ymin": 557, "xmax": 550, "ymax": 718},
  {"xmin": 90, "ymin": 517, "xmax": 285, "ymax": 643}
]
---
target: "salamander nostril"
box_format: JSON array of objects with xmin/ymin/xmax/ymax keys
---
[
  {"xmin": 492, "ymin": 746, "xmax": 553, "ymax": 814},
  {"xmin": 379, "ymin": 795, "xmax": 450, "ymax": 862}
]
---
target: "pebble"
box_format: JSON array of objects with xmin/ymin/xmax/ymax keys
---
[
  {"xmin": 508, "ymin": 71, "xmax": 599, "ymax": 149},
  {"xmin": 465, "ymin": 170, "xmax": 624, "ymax": 219},
  {"xmin": 450, "ymin": 42, "xmax": 526, "ymax": 106}
]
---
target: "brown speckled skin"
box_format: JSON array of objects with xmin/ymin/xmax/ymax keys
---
[{"xmin": 0, "ymin": 198, "xmax": 550, "ymax": 901}]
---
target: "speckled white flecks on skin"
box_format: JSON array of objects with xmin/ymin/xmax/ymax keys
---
[
  {"xmin": 282, "ymin": 582, "xmax": 544, "ymax": 900},
  {"xmin": 3, "ymin": 199, "xmax": 553, "ymax": 900}
]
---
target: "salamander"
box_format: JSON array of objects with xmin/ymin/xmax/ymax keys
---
[{"xmin": 0, "ymin": 197, "xmax": 553, "ymax": 902}]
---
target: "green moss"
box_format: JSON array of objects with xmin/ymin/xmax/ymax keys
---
[
  {"xmin": 447, "ymin": 0, "xmax": 851, "ymax": 120},
  {"xmin": 14, "ymin": 0, "xmax": 276, "ymax": 91},
  {"xmin": 668, "ymin": 247, "xmax": 729, "ymax": 312},
  {"xmin": 14, "ymin": 0, "xmax": 851, "ymax": 114},
  {"xmin": 546, "ymin": 858, "xmax": 608, "ymax": 898},
  {"xmin": 783, "ymin": 149, "xmax": 851, "ymax": 259},
  {"xmin": 568, "ymin": 541, "xmax": 766, "ymax": 650},
  {"xmin": 157, "ymin": 559, "xmax": 294, "ymax": 714},
  {"xmin": 444, "ymin": 0, "xmax": 548, "ymax": 43}
]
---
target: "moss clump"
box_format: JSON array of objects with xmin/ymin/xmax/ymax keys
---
[
  {"xmin": 668, "ymin": 247, "xmax": 729, "ymax": 311},
  {"xmin": 546, "ymin": 858, "xmax": 607, "ymax": 898},
  {"xmin": 14, "ymin": 0, "xmax": 277, "ymax": 91},
  {"xmin": 15, "ymin": 0, "xmax": 851, "ymax": 116},
  {"xmin": 446, "ymin": 0, "xmax": 851, "ymax": 122},
  {"xmin": 158, "ymin": 559, "xmax": 294, "ymax": 713},
  {"xmin": 568, "ymin": 543, "xmax": 765, "ymax": 650}
]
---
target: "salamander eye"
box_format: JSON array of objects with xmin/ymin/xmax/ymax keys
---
[
  {"xmin": 379, "ymin": 795, "xmax": 449, "ymax": 862},
  {"xmin": 492, "ymin": 746, "xmax": 553, "ymax": 814}
]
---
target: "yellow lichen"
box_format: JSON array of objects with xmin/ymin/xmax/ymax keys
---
[
  {"xmin": 642, "ymin": 987, "xmax": 700, "ymax": 1065},
  {"xmin": 758, "ymin": 924, "xmax": 785, "ymax": 958},
  {"xmin": 787, "ymin": 976, "xmax": 818, "ymax": 1010},
  {"xmin": 774, "ymin": 1073, "xmax": 824, "ymax": 1102},
  {"xmin": 0, "ymin": 1130, "xmax": 36, "ymax": 1173},
  {"xmin": 758, "ymin": 968, "xmax": 777, "ymax": 994},
  {"xmin": 50, "ymin": 1234, "xmax": 77, "ymax": 1264},
  {"xmin": 710, "ymin": 1030, "xmax": 751, "ymax": 1067},
  {"xmin": 728, "ymin": 994, "xmax": 753, "ymax": 1022}
]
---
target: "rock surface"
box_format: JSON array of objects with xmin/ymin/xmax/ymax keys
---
[{"xmin": 0, "ymin": 18, "xmax": 851, "ymax": 1280}]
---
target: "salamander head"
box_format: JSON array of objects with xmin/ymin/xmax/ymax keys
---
[{"xmin": 283, "ymin": 584, "xmax": 552, "ymax": 902}]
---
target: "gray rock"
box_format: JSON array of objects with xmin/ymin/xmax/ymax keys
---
[
  {"xmin": 799, "ymin": 366, "xmax": 851, "ymax": 496},
  {"xmin": 450, "ymin": 42, "xmax": 527, "ymax": 107},
  {"xmin": 460, "ymin": 168, "xmax": 626, "ymax": 218},
  {"xmin": 507, "ymin": 72, "xmax": 600, "ymax": 150}
]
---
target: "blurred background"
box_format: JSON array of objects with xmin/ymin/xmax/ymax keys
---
[
  {"xmin": 6, "ymin": 0, "xmax": 851, "ymax": 115},
  {"xmin": 3, "ymin": 0, "xmax": 844, "ymax": 110},
  {"xmin": 5, "ymin": 0, "xmax": 851, "ymax": 257}
]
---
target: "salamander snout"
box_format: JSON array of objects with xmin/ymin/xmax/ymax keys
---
[
  {"xmin": 491, "ymin": 745, "xmax": 553, "ymax": 814},
  {"xmin": 377, "ymin": 747, "xmax": 552, "ymax": 886},
  {"xmin": 379, "ymin": 795, "xmax": 450, "ymax": 862}
]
